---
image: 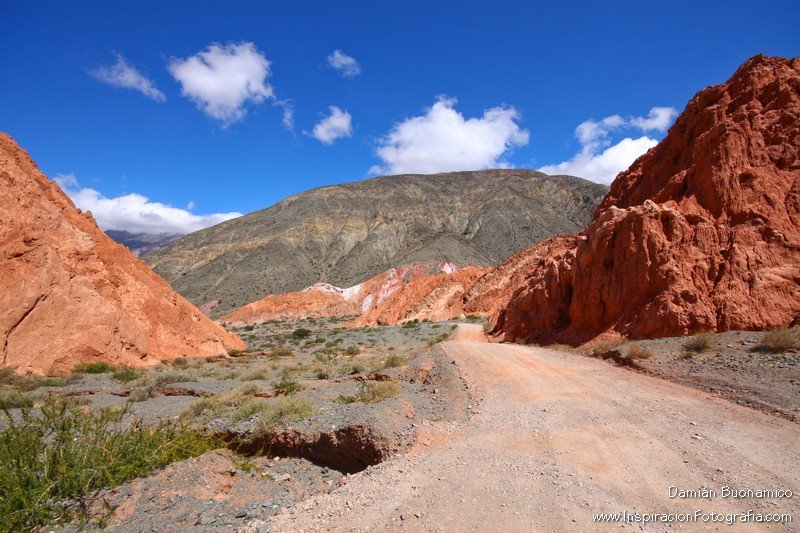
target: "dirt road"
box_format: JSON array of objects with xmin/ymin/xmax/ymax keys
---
[{"xmin": 267, "ymin": 324, "xmax": 800, "ymax": 532}]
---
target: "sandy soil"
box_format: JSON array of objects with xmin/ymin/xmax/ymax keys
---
[{"xmin": 265, "ymin": 324, "xmax": 800, "ymax": 532}]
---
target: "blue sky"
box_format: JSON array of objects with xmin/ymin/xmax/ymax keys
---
[{"xmin": 1, "ymin": 1, "xmax": 798, "ymax": 234}]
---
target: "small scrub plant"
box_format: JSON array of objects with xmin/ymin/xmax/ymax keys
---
[
  {"xmin": 401, "ymin": 318, "xmax": 420, "ymax": 328},
  {"xmin": 273, "ymin": 379, "xmax": 301, "ymax": 396},
  {"xmin": 383, "ymin": 355, "xmax": 406, "ymax": 369},
  {"xmin": 682, "ymin": 351, "xmax": 698, "ymax": 359},
  {"xmin": 0, "ymin": 397, "xmax": 215, "ymax": 530},
  {"xmin": 227, "ymin": 349, "xmax": 250, "ymax": 357},
  {"xmin": 345, "ymin": 345, "xmax": 361, "ymax": 356},
  {"xmin": 171, "ymin": 357, "xmax": 190, "ymax": 368},
  {"xmin": 269, "ymin": 347, "xmax": 294, "ymax": 358},
  {"xmin": 113, "ymin": 365, "xmax": 139, "ymax": 383},
  {"xmin": 684, "ymin": 331, "xmax": 714, "ymax": 352},
  {"xmin": 626, "ymin": 345, "xmax": 655, "ymax": 360},
  {"xmin": 588, "ymin": 338, "xmax": 626, "ymax": 357},
  {"xmin": 427, "ymin": 333, "xmax": 450, "ymax": 347},
  {"xmin": 291, "ymin": 328, "xmax": 312, "ymax": 340},
  {"xmin": 334, "ymin": 381, "xmax": 399, "ymax": 405},
  {"xmin": 249, "ymin": 397, "xmax": 316, "ymax": 439},
  {"xmin": 758, "ymin": 328, "xmax": 800, "ymax": 353},
  {"xmin": 72, "ymin": 361, "xmax": 115, "ymax": 374},
  {"xmin": 182, "ymin": 385, "xmax": 269, "ymax": 424}
]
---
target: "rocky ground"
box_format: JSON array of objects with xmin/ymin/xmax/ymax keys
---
[
  {"xmin": 572, "ymin": 329, "xmax": 800, "ymax": 422},
  {"xmin": 1, "ymin": 317, "xmax": 473, "ymax": 531}
]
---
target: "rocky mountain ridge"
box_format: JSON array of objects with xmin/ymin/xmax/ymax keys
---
[
  {"xmin": 146, "ymin": 169, "xmax": 608, "ymax": 316},
  {"xmin": 0, "ymin": 133, "xmax": 244, "ymax": 375}
]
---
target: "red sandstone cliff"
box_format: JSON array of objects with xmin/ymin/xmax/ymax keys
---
[
  {"xmin": 491, "ymin": 55, "xmax": 800, "ymax": 344},
  {"xmin": 0, "ymin": 134, "xmax": 245, "ymax": 375}
]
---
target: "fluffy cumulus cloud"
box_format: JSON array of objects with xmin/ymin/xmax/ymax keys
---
[
  {"xmin": 90, "ymin": 55, "xmax": 166, "ymax": 102},
  {"xmin": 371, "ymin": 97, "xmax": 530, "ymax": 175},
  {"xmin": 168, "ymin": 42, "xmax": 273, "ymax": 125},
  {"xmin": 310, "ymin": 106, "xmax": 353, "ymax": 144},
  {"xmin": 326, "ymin": 50, "xmax": 361, "ymax": 77},
  {"xmin": 54, "ymin": 173, "xmax": 242, "ymax": 235},
  {"xmin": 539, "ymin": 106, "xmax": 678, "ymax": 184}
]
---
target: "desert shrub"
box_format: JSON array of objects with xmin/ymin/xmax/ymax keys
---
[
  {"xmin": 431, "ymin": 324, "xmax": 440, "ymax": 329},
  {"xmin": 72, "ymin": 361, "xmax": 115, "ymax": 374},
  {"xmin": 150, "ymin": 371, "xmax": 197, "ymax": 386},
  {"xmin": 269, "ymin": 347, "xmax": 294, "ymax": 358},
  {"xmin": 338, "ymin": 361, "xmax": 365, "ymax": 375},
  {"xmin": 250, "ymin": 397, "xmax": 316, "ymax": 437},
  {"xmin": 171, "ymin": 357, "xmax": 190, "ymax": 368},
  {"xmin": 334, "ymin": 382, "xmax": 399, "ymax": 405},
  {"xmin": 401, "ymin": 319, "xmax": 420, "ymax": 328},
  {"xmin": 242, "ymin": 324, "xmax": 255, "ymax": 332},
  {"xmin": 240, "ymin": 368, "xmax": 270, "ymax": 381},
  {"xmin": 182, "ymin": 385, "xmax": 269, "ymax": 424},
  {"xmin": 291, "ymin": 328, "xmax": 312, "ymax": 340},
  {"xmin": 383, "ymin": 355, "xmax": 405, "ymax": 369},
  {"xmin": 684, "ymin": 331, "xmax": 714, "ymax": 352},
  {"xmin": 113, "ymin": 366, "xmax": 139, "ymax": 383},
  {"xmin": 313, "ymin": 364, "xmax": 332, "ymax": 380},
  {"xmin": 758, "ymin": 328, "xmax": 800, "ymax": 353},
  {"xmin": 324, "ymin": 339, "xmax": 341, "ymax": 348},
  {"xmin": 127, "ymin": 386, "xmax": 155, "ymax": 403},
  {"xmin": 0, "ymin": 398, "xmax": 214, "ymax": 530},
  {"xmin": 0, "ymin": 367, "xmax": 16, "ymax": 384},
  {"xmin": 0, "ymin": 389, "xmax": 49, "ymax": 409},
  {"xmin": 626, "ymin": 346, "xmax": 655, "ymax": 360},
  {"xmin": 588, "ymin": 338, "xmax": 626, "ymax": 357},
  {"xmin": 314, "ymin": 336, "xmax": 325, "ymax": 344},
  {"xmin": 466, "ymin": 315, "xmax": 481, "ymax": 322},
  {"xmin": 227, "ymin": 349, "xmax": 249, "ymax": 357},
  {"xmin": 9, "ymin": 375, "xmax": 68, "ymax": 391},
  {"xmin": 345, "ymin": 345, "xmax": 360, "ymax": 356},
  {"xmin": 427, "ymin": 333, "xmax": 450, "ymax": 346},
  {"xmin": 273, "ymin": 379, "xmax": 301, "ymax": 396},
  {"xmin": 682, "ymin": 351, "xmax": 698, "ymax": 359}
]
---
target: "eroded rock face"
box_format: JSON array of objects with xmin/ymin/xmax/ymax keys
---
[
  {"xmin": 0, "ymin": 134, "xmax": 245, "ymax": 374},
  {"xmin": 492, "ymin": 55, "xmax": 800, "ymax": 344},
  {"xmin": 221, "ymin": 263, "xmax": 486, "ymax": 325}
]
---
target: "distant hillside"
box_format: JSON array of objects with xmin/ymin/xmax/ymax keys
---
[
  {"xmin": 146, "ymin": 169, "xmax": 608, "ymax": 316},
  {"xmin": 106, "ymin": 230, "xmax": 182, "ymax": 257}
]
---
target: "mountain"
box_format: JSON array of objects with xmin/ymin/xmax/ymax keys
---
[
  {"xmin": 146, "ymin": 169, "xmax": 608, "ymax": 316},
  {"xmin": 0, "ymin": 133, "xmax": 244, "ymax": 375},
  {"xmin": 488, "ymin": 55, "xmax": 800, "ymax": 344},
  {"xmin": 105, "ymin": 230, "xmax": 183, "ymax": 257}
]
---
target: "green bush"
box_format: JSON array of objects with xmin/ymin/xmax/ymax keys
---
[
  {"xmin": 72, "ymin": 361, "xmax": 115, "ymax": 374},
  {"xmin": 345, "ymin": 345, "xmax": 360, "ymax": 355},
  {"xmin": 113, "ymin": 366, "xmax": 139, "ymax": 383},
  {"xmin": 273, "ymin": 379, "xmax": 301, "ymax": 395},
  {"xmin": 0, "ymin": 398, "xmax": 214, "ymax": 530},
  {"xmin": 291, "ymin": 328, "xmax": 312, "ymax": 340},
  {"xmin": 334, "ymin": 381, "xmax": 399, "ymax": 405}
]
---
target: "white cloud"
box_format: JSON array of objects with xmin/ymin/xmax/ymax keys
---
[
  {"xmin": 371, "ymin": 96, "xmax": 529, "ymax": 175},
  {"xmin": 90, "ymin": 55, "xmax": 166, "ymax": 102},
  {"xmin": 55, "ymin": 173, "xmax": 242, "ymax": 235},
  {"xmin": 327, "ymin": 50, "xmax": 361, "ymax": 77},
  {"xmin": 630, "ymin": 106, "xmax": 678, "ymax": 132},
  {"xmin": 274, "ymin": 99, "xmax": 295, "ymax": 132},
  {"xmin": 309, "ymin": 106, "xmax": 353, "ymax": 144},
  {"xmin": 168, "ymin": 42, "xmax": 273, "ymax": 125},
  {"xmin": 539, "ymin": 106, "xmax": 678, "ymax": 184}
]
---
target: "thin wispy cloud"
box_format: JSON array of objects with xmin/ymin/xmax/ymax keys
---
[
  {"xmin": 90, "ymin": 55, "xmax": 166, "ymax": 102},
  {"xmin": 55, "ymin": 173, "xmax": 242, "ymax": 235},
  {"xmin": 168, "ymin": 42, "xmax": 273, "ymax": 125},
  {"xmin": 327, "ymin": 50, "xmax": 361, "ymax": 77},
  {"xmin": 309, "ymin": 106, "xmax": 353, "ymax": 144},
  {"xmin": 539, "ymin": 106, "xmax": 678, "ymax": 184},
  {"xmin": 370, "ymin": 96, "xmax": 529, "ymax": 175}
]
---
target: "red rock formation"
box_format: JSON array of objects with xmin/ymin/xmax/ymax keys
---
[
  {"xmin": 491, "ymin": 55, "xmax": 800, "ymax": 344},
  {"xmin": 0, "ymin": 134, "xmax": 245, "ymax": 375},
  {"xmin": 354, "ymin": 266, "xmax": 490, "ymax": 325},
  {"xmin": 221, "ymin": 263, "xmax": 476, "ymax": 325}
]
